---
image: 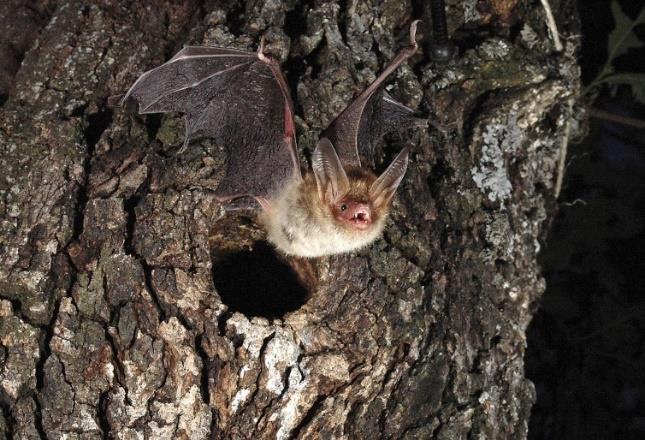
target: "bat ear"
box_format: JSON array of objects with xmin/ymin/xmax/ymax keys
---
[
  {"xmin": 370, "ymin": 148, "xmax": 409, "ymax": 208},
  {"xmin": 312, "ymin": 138, "xmax": 350, "ymax": 204}
]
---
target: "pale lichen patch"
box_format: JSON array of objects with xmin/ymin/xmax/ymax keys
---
[
  {"xmin": 471, "ymin": 104, "xmax": 525, "ymax": 203},
  {"xmin": 471, "ymin": 140, "xmax": 513, "ymax": 203},
  {"xmin": 273, "ymin": 367, "xmax": 309, "ymax": 440},
  {"xmin": 263, "ymin": 328, "xmax": 300, "ymax": 395},
  {"xmin": 230, "ymin": 388, "xmax": 251, "ymax": 413},
  {"xmin": 227, "ymin": 313, "xmax": 273, "ymax": 357}
]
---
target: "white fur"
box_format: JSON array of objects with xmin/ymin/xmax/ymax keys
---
[{"xmin": 260, "ymin": 179, "xmax": 386, "ymax": 258}]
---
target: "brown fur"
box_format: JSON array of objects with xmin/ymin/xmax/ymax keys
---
[{"xmin": 259, "ymin": 171, "xmax": 391, "ymax": 258}]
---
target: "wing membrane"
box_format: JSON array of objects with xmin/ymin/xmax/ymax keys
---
[
  {"xmin": 320, "ymin": 21, "xmax": 423, "ymax": 167},
  {"xmin": 123, "ymin": 46, "xmax": 300, "ymax": 202}
]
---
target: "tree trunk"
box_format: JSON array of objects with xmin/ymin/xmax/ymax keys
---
[{"xmin": 0, "ymin": 0, "xmax": 580, "ymax": 438}]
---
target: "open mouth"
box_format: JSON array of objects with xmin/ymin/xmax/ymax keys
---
[
  {"xmin": 353, "ymin": 212, "xmax": 368, "ymax": 222},
  {"xmin": 350, "ymin": 208, "xmax": 371, "ymax": 229}
]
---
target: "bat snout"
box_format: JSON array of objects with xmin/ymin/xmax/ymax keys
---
[{"xmin": 340, "ymin": 202, "xmax": 372, "ymax": 230}]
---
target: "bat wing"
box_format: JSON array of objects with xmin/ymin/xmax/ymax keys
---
[
  {"xmin": 123, "ymin": 45, "xmax": 300, "ymax": 202},
  {"xmin": 320, "ymin": 21, "xmax": 425, "ymax": 168},
  {"xmin": 354, "ymin": 90, "xmax": 426, "ymax": 168}
]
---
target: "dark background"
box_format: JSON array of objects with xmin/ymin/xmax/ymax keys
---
[{"xmin": 526, "ymin": 0, "xmax": 645, "ymax": 439}]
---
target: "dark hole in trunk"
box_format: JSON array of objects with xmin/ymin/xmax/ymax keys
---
[{"xmin": 212, "ymin": 241, "xmax": 310, "ymax": 319}]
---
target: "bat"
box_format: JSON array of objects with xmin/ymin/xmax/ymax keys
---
[{"xmin": 123, "ymin": 21, "xmax": 424, "ymax": 258}]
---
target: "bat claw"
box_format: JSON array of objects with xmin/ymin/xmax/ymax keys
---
[
  {"xmin": 409, "ymin": 20, "xmax": 421, "ymax": 47},
  {"xmin": 257, "ymin": 36, "xmax": 283, "ymax": 66},
  {"xmin": 257, "ymin": 37, "xmax": 271, "ymax": 63}
]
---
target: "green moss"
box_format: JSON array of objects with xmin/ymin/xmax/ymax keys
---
[{"xmin": 156, "ymin": 115, "xmax": 185, "ymax": 149}]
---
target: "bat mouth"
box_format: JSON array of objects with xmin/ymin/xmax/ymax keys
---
[{"xmin": 348, "ymin": 207, "xmax": 372, "ymax": 230}]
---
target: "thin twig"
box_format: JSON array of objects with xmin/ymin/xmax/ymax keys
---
[
  {"xmin": 540, "ymin": 0, "xmax": 563, "ymax": 51},
  {"xmin": 554, "ymin": 100, "xmax": 572, "ymax": 198},
  {"xmin": 560, "ymin": 198, "xmax": 587, "ymax": 207},
  {"xmin": 588, "ymin": 107, "xmax": 645, "ymax": 130}
]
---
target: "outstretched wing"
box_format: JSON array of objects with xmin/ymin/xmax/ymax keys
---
[
  {"xmin": 353, "ymin": 90, "xmax": 426, "ymax": 168},
  {"xmin": 320, "ymin": 21, "xmax": 425, "ymax": 168},
  {"xmin": 123, "ymin": 45, "xmax": 300, "ymax": 202}
]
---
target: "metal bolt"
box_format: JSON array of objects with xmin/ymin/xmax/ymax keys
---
[{"xmin": 428, "ymin": 0, "xmax": 457, "ymax": 63}]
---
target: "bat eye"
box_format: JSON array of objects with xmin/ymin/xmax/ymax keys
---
[{"xmin": 340, "ymin": 203, "xmax": 347, "ymax": 211}]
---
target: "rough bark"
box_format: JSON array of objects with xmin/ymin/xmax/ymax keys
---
[{"xmin": 0, "ymin": 0, "xmax": 580, "ymax": 438}]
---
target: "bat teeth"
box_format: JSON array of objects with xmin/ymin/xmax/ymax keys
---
[{"xmin": 352, "ymin": 210, "xmax": 370, "ymax": 223}]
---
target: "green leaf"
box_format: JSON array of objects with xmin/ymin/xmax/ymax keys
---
[
  {"xmin": 607, "ymin": 2, "xmax": 645, "ymax": 63},
  {"xmin": 585, "ymin": 3, "xmax": 645, "ymax": 97},
  {"xmin": 600, "ymin": 73, "xmax": 645, "ymax": 86},
  {"xmin": 600, "ymin": 73, "xmax": 645, "ymax": 105}
]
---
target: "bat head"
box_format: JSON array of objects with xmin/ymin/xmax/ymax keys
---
[{"xmin": 312, "ymin": 138, "xmax": 409, "ymax": 232}]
